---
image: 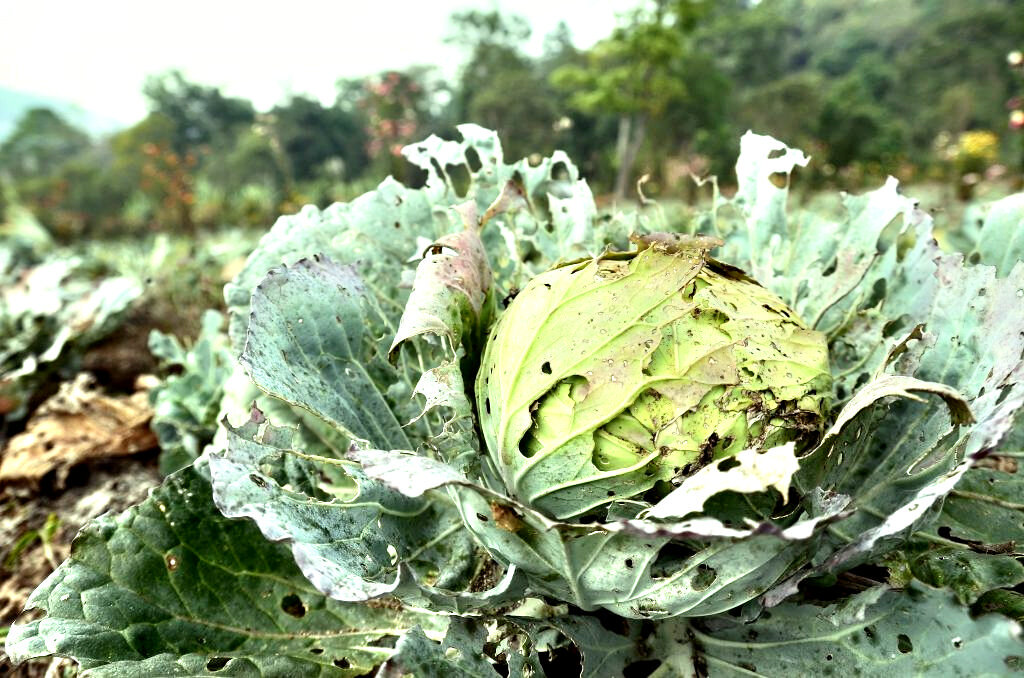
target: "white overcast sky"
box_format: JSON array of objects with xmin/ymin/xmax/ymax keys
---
[{"xmin": 1, "ymin": 0, "xmax": 638, "ymax": 125}]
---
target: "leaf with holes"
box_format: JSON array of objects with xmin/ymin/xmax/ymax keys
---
[
  {"xmin": 685, "ymin": 583, "xmax": 1023, "ymax": 677},
  {"xmin": 5, "ymin": 463, "xmax": 442, "ymax": 675},
  {"xmin": 9, "ymin": 126, "xmax": 1024, "ymax": 677}
]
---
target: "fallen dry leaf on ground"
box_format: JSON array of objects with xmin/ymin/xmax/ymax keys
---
[{"xmin": 0, "ymin": 373, "xmax": 158, "ymax": 487}]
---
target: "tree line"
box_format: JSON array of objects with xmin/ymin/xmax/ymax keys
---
[{"xmin": 1, "ymin": 0, "xmax": 1022, "ymax": 239}]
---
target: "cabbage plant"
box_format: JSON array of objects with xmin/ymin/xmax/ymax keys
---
[
  {"xmin": 0, "ymin": 241, "xmax": 140, "ymax": 421},
  {"xmin": 7, "ymin": 127, "xmax": 1024, "ymax": 676}
]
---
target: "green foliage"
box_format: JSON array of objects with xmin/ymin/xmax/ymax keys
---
[
  {"xmin": 6, "ymin": 462, "xmax": 443, "ymax": 675},
  {"xmin": 552, "ymin": 8, "xmax": 689, "ymax": 118},
  {"xmin": 270, "ymin": 95, "xmax": 368, "ymax": 183},
  {"xmin": 0, "ymin": 108, "xmax": 90, "ymax": 179},
  {"xmin": 817, "ymin": 73, "xmax": 905, "ymax": 168},
  {"xmin": 6, "ymin": 109, "xmax": 1024, "ymax": 678},
  {"xmin": 0, "ymin": 221, "xmax": 140, "ymax": 420},
  {"xmin": 551, "ymin": 1, "xmax": 736, "ymax": 197},
  {"xmin": 447, "ymin": 10, "xmax": 565, "ymax": 160},
  {"xmin": 142, "ymin": 70, "xmax": 255, "ymax": 155},
  {"xmin": 686, "ymin": 583, "xmax": 1022, "ymax": 676},
  {"xmin": 703, "ymin": 0, "xmax": 1024, "ymax": 171},
  {"xmin": 149, "ymin": 310, "xmax": 235, "ymax": 475}
]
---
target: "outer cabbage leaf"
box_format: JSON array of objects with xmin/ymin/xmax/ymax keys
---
[
  {"xmin": 690, "ymin": 133, "xmax": 1024, "ymax": 608},
  {"xmin": 963, "ymin": 192, "xmax": 1024, "ymax": 276},
  {"xmin": 901, "ymin": 431, "xmax": 1024, "ymax": 608},
  {"xmin": 213, "ymin": 410, "xmax": 476, "ymax": 603},
  {"xmin": 210, "ymin": 254, "xmax": 503, "ymax": 609},
  {"xmin": 238, "ymin": 255, "xmax": 413, "ymax": 450},
  {"xmin": 904, "ymin": 547, "xmax": 1024, "ymax": 606},
  {"xmin": 380, "ymin": 615, "xmax": 650, "ymax": 678},
  {"xmin": 5, "ymin": 462, "xmax": 441, "ymax": 676},
  {"xmin": 378, "ymin": 620, "xmax": 501, "ymax": 678},
  {"xmin": 682, "ymin": 584, "xmax": 1023, "ymax": 677}
]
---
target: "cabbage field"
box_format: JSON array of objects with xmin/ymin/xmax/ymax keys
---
[{"xmin": 2, "ymin": 126, "xmax": 1023, "ymax": 676}]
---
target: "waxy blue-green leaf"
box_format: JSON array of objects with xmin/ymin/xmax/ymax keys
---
[
  {"xmin": 686, "ymin": 584, "xmax": 1023, "ymax": 677},
  {"xmin": 378, "ymin": 620, "xmax": 500, "ymax": 678},
  {"xmin": 381, "ymin": 615, "xmax": 649, "ymax": 678},
  {"xmin": 5, "ymin": 463, "xmax": 441, "ymax": 676},
  {"xmin": 149, "ymin": 310, "xmax": 234, "ymax": 475},
  {"xmin": 210, "ymin": 410, "xmax": 475, "ymax": 603},
  {"xmin": 965, "ymin": 192, "xmax": 1024, "ymax": 276},
  {"xmin": 709, "ymin": 133, "xmax": 1024, "ymax": 610},
  {"xmin": 907, "ymin": 547, "xmax": 1024, "ymax": 605},
  {"xmin": 905, "ymin": 446, "xmax": 1024, "ymax": 605},
  {"xmin": 763, "ymin": 261, "xmax": 1023, "ymax": 604},
  {"xmin": 241, "ymin": 255, "xmax": 411, "ymax": 450},
  {"xmin": 544, "ymin": 616, "xmax": 646, "ymax": 678},
  {"xmin": 932, "ymin": 459, "xmax": 1024, "ymax": 547},
  {"xmin": 222, "ymin": 183, "xmax": 435, "ymax": 350},
  {"xmin": 350, "ymin": 447, "xmax": 844, "ymax": 619},
  {"xmin": 387, "ymin": 182, "xmax": 516, "ymax": 365}
]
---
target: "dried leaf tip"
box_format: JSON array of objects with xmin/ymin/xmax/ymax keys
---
[
  {"xmin": 453, "ymin": 180, "xmax": 527, "ymax": 232},
  {"xmin": 453, "ymin": 201, "xmax": 480, "ymax": 231},
  {"xmin": 481, "ymin": 179, "xmax": 528, "ymax": 227}
]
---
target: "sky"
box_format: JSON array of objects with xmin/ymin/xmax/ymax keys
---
[{"xmin": 0, "ymin": 0, "xmax": 638, "ymax": 126}]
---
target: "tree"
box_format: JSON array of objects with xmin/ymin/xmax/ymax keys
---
[
  {"xmin": 551, "ymin": 0, "xmax": 712, "ymax": 199},
  {"xmin": 0, "ymin": 108, "xmax": 91, "ymax": 179},
  {"xmin": 339, "ymin": 68, "xmax": 446, "ymax": 182},
  {"xmin": 269, "ymin": 95, "xmax": 368, "ymax": 182},
  {"xmin": 110, "ymin": 113, "xmax": 198, "ymax": 234},
  {"xmin": 817, "ymin": 75, "xmax": 904, "ymax": 169},
  {"xmin": 0, "ymin": 109, "xmax": 112, "ymax": 237},
  {"xmin": 142, "ymin": 71, "xmax": 255, "ymax": 155},
  {"xmin": 446, "ymin": 10, "xmax": 563, "ymax": 161}
]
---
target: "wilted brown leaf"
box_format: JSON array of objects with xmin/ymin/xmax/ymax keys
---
[{"xmin": 0, "ymin": 374, "xmax": 157, "ymax": 487}]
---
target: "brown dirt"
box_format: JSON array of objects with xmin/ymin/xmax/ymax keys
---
[{"xmin": 80, "ymin": 305, "xmax": 162, "ymax": 394}]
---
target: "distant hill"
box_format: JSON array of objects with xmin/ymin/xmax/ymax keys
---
[{"xmin": 0, "ymin": 87, "xmax": 127, "ymax": 141}]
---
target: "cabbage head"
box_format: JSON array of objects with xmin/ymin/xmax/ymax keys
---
[{"xmin": 476, "ymin": 234, "xmax": 832, "ymax": 522}]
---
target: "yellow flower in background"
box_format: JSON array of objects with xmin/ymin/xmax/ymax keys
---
[{"xmin": 954, "ymin": 130, "xmax": 999, "ymax": 174}]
